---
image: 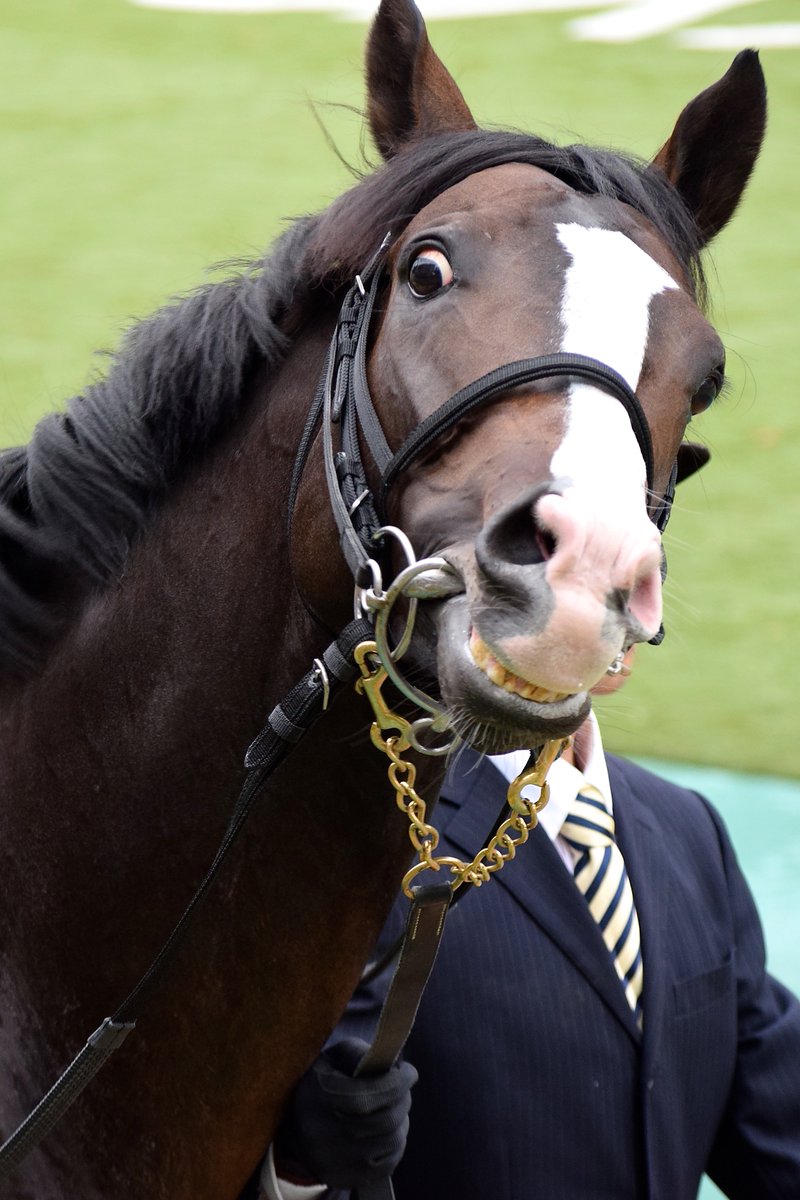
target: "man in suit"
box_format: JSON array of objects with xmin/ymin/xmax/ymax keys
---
[{"xmin": 261, "ymin": 664, "xmax": 800, "ymax": 1199}]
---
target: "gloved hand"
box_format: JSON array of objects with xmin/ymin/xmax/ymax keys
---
[{"xmin": 275, "ymin": 1037, "xmax": 418, "ymax": 1189}]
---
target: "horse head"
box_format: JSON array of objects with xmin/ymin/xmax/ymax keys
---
[{"xmin": 294, "ymin": 0, "xmax": 765, "ymax": 755}]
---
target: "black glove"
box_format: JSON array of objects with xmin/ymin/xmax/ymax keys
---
[{"xmin": 275, "ymin": 1037, "xmax": 418, "ymax": 1189}]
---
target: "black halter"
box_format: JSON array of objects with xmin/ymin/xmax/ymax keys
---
[{"xmin": 291, "ymin": 239, "xmax": 678, "ymax": 597}]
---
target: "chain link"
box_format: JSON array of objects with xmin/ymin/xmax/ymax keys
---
[{"xmin": 355, "ymin": 640, "xmax": 568, "ymax": 898}]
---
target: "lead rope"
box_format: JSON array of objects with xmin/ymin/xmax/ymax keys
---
[
  {"xmin": 0, "ymin": 616, "xmax": 374, "ymax": 1181},
  {"xmin": 0, "ymin": 595, "xmax": 564, "ymax": 1184}
]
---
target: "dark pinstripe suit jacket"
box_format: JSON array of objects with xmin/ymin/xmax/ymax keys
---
[{"xmin": 333, "ymin": 751, "xmax": 800, "ymax": 1199}]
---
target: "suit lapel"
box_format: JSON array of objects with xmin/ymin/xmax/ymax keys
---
[{"xmin": 442, "ymin": 752, "xmax": 641, "ymax": 1042}]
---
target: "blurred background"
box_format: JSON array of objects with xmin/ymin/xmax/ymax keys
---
[{"xmin": 1, "ymin": 5, "xmax": 797, "ymax": 1193}]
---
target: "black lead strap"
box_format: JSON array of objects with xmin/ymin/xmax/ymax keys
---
[
  {"xmin": 353, "ymin": 883, "xmax": 454, "ymax": 1200},
  {"xmin": 0, "ymin": 617, "xmax": 374, "ymax": 1181},
  {"xmin": 357, "ymin": 885, "xmax": 453, "ymax": 1081}
]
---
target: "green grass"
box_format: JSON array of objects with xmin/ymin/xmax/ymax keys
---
[{"xmin": 1, "ymin": 0, "xmax": 798, "ymax": 774}]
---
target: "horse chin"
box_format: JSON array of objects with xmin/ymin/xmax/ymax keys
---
[{"xmin": 431, "ymin": 597, "xmax": 592, "ymax": 753}]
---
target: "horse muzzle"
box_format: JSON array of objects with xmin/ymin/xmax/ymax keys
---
[{"xmin": 426, "ymin": 480, "xmax": 662, "ymax": 749}]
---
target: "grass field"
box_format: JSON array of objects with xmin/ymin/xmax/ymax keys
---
[{"xmin": 1, "ymin": 0, "xmax": 798, "ymax": 775}]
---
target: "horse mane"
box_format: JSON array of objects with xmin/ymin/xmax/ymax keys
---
[
  {"xmin": 0, "ymin": 216, "xmax": 317, "ymax": 674},
  {"xmin": 307, "ymin": 130, "xmax": 707, "ymax": 303},
  {"xmin": 0, "ymin": 128, "xmax": 705, "ymax": 676}
]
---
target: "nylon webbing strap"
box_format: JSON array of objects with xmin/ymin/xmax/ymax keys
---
[
  {"xmin": 0, "ymin": 1018, "xmax": 135, "ymax": 1175},
  {"xmin": 244, "ymin": 617, "xmax": 374, "ymax": 771},
  {"xmin": 0, "ymin": 617, "xmax": 375, "ymax": 1182},
  {"xmin": 353, "ymin": 883, "xmax": 453, "ymax": 1200}
]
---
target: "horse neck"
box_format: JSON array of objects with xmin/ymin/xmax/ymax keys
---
[
  {"xmin": 0, "ymin": 320, "xmax": 437, "ymax": 1198},
  {"xmin": 12, "ymin": 318, "xmax": 338, "ymax": 803}
]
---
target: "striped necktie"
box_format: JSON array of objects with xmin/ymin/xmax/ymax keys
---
[{"xmin": 561, "ymin": 783, "xmax": 644, "ymax": 1022}]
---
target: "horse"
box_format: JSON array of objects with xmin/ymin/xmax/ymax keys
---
[{"xmin": 0, "ymin": 1, "xmax": 765, "ymax": 1196}]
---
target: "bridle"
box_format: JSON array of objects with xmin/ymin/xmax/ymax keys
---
[{"xmin": 291, "ymin": 231, "xmax": 677, "ymax": 723}]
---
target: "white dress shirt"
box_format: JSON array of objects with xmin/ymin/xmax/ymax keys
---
[
  {"xmin": 262, "ymin": 713, "xmax": 611, "ymax": 1200},
  {"xmin": 490, "ymin": 709, "xmax": 610, "ymax": 871}
]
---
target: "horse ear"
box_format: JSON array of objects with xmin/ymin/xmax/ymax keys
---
[
  {"xmin": 366, "ymin": 0, "xmax": 476, "ymax": 160},
  {"xmin": 651, "ymin": 50, "xmax": 766, "ymax": 246},
  {"xmin": 675, "ymin": 441, "xmax": 711, "ymax": 485}
]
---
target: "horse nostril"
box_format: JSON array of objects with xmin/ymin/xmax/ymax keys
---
[
  {"xmin": 609, "ymin": 586, "xmax": 632, "ymax": 615},
  {"xmin": 493, "ymin": 502, "xmax": 556, "ymax": 566},
  {"xmin": 535, "ymin": 525, "xmax": 557, "ymax": 563},
  {"xmin": 477, "ymin": 482, "xmax": 563, "ymax": 573}
]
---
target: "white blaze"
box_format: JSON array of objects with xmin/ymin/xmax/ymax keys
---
[
  {"xmin": 523, "ymin": 221, "xmax": 682, "ymax": 655},
  {"xmin": 551, "ymin": 222, "xmax": 679, "ymax": 496}
]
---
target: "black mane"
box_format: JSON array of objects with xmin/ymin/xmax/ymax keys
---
[
  {"xmin": 0, "ymin": 128, "xmax": 705, "ymax": 675},
  {"xmin": 308, "ymin": 130, "xmax": 706, "ymax": 301}
]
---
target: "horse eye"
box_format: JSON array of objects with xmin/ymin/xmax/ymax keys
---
[
  {"xmin": 407, "ymin": 248, "xmax": 454, "ymax": 298},
  {"xmin": 691, "ymin": 370, "xmax": 723, "ymax": 416}
]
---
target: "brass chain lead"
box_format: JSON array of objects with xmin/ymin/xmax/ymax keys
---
[{"xmin": 355, "ymin": 640, "xmax": 568, "ymax": 898}]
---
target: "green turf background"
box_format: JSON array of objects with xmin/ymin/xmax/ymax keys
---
[
  {"xmin": 1, "ymin": 0, "xmax": 798, "ymax": 777},
  {"xmin": 1, "ymin": 10, "xmax": 797, "ymax": 1197}
]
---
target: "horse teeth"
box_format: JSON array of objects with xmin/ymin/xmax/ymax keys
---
[
  {"xmin": 468, "ymin": 628, "xmax": 570, "ymax": 705},
  {"xmin": 486, "ymin": 660, "xmax": 508, "ymax": 686},
  {"xmin": 469, "ymin": 628, "xmax": 489, "ymax": 668}
]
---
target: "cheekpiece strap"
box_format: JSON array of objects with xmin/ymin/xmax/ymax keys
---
[{"xmin": 322, "ymin": 237, "xmax": 393, "ymax": 579}]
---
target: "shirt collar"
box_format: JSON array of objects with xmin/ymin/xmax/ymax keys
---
[{"xmin": 489, "ymin": 711, "xmax": 611, "ymax": 844}]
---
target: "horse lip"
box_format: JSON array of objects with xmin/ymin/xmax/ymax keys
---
[
  {"xmin": 468, "ymin": 627, "xmax": 574, "ymax": 701},
  {"xmin": 457, "ymin": 634, "xmax": 588, "ymax": 722},
  {"xmin": 432, "ymin": 596, "xmax": 591, "ymax": 747}
]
